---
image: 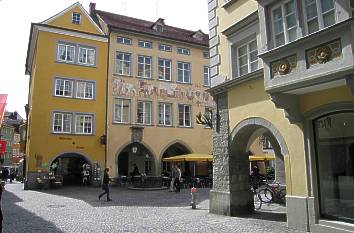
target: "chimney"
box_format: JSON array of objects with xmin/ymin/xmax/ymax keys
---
[{"xmin": 89, "ymin": 2, "xmax": 96, "ymax": 15}]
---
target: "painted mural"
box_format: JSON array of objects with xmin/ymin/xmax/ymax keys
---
[{"xmin": 112, "ymin": 78, "xmax": 213, "ymax": 106}]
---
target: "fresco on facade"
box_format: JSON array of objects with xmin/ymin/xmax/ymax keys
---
[{"xmin": 112, "ymin": 78, "xmax": 213, "ymax": 106}]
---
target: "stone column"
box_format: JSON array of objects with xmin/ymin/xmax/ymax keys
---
[
  {"xmin": 275, "ymin": 155, "xmax": 286, "ymax": 184},
  {"xmin": 209, "ymin": 92, "xmax": 232, "ymax": 215}
]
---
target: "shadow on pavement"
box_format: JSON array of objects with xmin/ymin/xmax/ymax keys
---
[
  {"xmin": 3, "ymin": 189, "xmax": 63, "ymax": 233},
  {"xmin": 251, "ymin": 211, "xmax": 287, "ymax": 222},
  {"xmin": 37, "ymin": 185, "xmax": 210, "ymax": 208}
]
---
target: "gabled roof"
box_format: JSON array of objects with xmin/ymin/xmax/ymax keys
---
[
  {"xmin": 94, "ymin": 9, "xmax": 208, "ymax": 47},
  {"xmin": 42, "ymin": 2, "xmax": 104, "ymax": 36}
]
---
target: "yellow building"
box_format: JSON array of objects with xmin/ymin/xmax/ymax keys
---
[
  {"xmin": 25, "ymin": 2, "xmax": 108, "ymax": 188},
  {"xmin": 91, "ymin": 4, "xmax": 212, "ymax": 178},
  {"xmin": 208, "ymin": 0, "xmax": 354, "ymax": 232}
]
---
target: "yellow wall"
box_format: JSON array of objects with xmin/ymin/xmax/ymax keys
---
[
  {"xmin": 227, "ymin": 78, "xmax": 307, "ymax": 196},
  {"xmin": 47, "ymin": 5, "xmax": 103, "ymax": 35},
  {"xmin": 300, "ymin": 86, "xmax": 354, "ymax": 114},
  {"xmin": 106, "ymin": 31, "xmax": 213, "ymax": 177},
  {"xmin": 27, "ymin": 6, "xmax": 107, "ymax": 173},
  {"xmin": 217, "ymin": 0, "xmax": 258, "ymax": 77}
]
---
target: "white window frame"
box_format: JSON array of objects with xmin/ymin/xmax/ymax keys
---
[
  {"xmin": 177, "ymin": 47, "xmax": 190, "ymax": 55},
  {"xmin": 158, "ymin": 102, "xmax": 172, "ymax": 126},
  {"xmin": 115, "ymin": 51, "xmax": 131, "ymax": 76},
  {"xmin": 113, "ymin": 98, "xmax": 131, "ymax": 124},
  {"xmin": 137, "ymin": 101, "xmax": 152, "ymax": 125},
  {"xmin": 158, "ymin": 44, "xmax": 172, "ymax": 52},
  {"xmin": 76, "ymin": 81, "xmax": 94, "ymax": 100},
  {"xmin": 78, "ymin": 47, "xmax": 95, "ymax": 66},
  {"xmin": 158, "ymin": 58, "xmax": 172, "ymax": 81},
  {"xmin": 54, "ymin": 78, "xmax": 73, "ymax": 97},
  {"xmin": 236, "ymin": 39, "xmax": 258, "ymax": 76},
  {"xmin": 53, "ymin": 112, "xmax": 72, "ymax": 134},
  {"xmin": 177, "ymin": 62, "xmax": 191, "ymax": 83},
  {"xmin": 75, "ymin": 114, "xmax": 93, "ymax": 135},
  {"xmin": 117, "ymin": 36, "xmax": 132, "ymax": 45},
  {"xmin": 271, "ymin": 0, "xmax": 298, "ymax": 47},
  {"xmin": 138, "ymin": 40, "xmax": 152, "ymax": 49},
  {"xmin": 203, "ymin": 66, "xmax": 210, "ymax": 86},
  {"xmin": 137, "ymin": 55, "xmax": 152, "ymax": 79},
  {"xmin": 178, "ymin": 104, "xmax": 191, "ymax": 127},
  {"xmin": 72, "ymin": 12, "xmax": 81, "ymax": 24},
  {"xmin": 57, "ymin": 44, "xmax": 75, "ymax": 63},
  {"xmin": 303, "ymin": 0, "xmax": 335, "ymax": 35}
]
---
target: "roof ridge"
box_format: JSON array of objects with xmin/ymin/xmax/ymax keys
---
[{"xmin": 95, "ymin": 9, "xmax": 207, "ymax": 35}]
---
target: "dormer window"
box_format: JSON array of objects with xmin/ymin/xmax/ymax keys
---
[
  {"xmin": 157, "ymin": 24, "xmax": 163, "ymax": 32},
  {"xmin": 153, "ymin": 18, "xmax": 165, "ymax": 33},
  {"xmin": 192, "ymin": 30, "xmax": 204, "ymax": 40},
  {"xmin": 72, "ymin": 12, "xmax": 81, "ymax": 25}
]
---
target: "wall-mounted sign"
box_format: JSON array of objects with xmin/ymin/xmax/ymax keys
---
[{"xmin": 0, "ymin": 140, "xmax": 7, "ymax": 154}]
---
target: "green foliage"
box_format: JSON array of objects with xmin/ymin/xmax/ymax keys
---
[{"xmin": 266, "ymin": 167, "xmax": 275, "ymax": 180}]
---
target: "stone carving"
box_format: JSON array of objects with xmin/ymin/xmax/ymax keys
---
[
  {"xmin": 306, "ymin": 40, "xmax": 341, "ymax": 68},
  {"xmin": 271, "ymin": 55, "xmax": 297, "ymax": 78}
]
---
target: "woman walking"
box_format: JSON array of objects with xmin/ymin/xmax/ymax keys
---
[{"xmin": 98, "ymin": 168, "xmax": 112, "ymax": 201}]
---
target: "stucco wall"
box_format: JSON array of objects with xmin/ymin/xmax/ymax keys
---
[
  {"xmin": 227, "ymin": 78, "xmax": 307, "ymax": 196},
  {"xmin": 27, "ymin": 30, "xmax": 107, "ymax": 172},
  {"xmin": 106, "ymin": 31, "xmax": 213, "ymax": 177}
]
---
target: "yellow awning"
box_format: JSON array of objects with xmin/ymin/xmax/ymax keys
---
[
  {"xmin": 162, "ymin": 153, "xmax": 213, "ymax": 162},
  {"xmin": 249, "ymin": 154, "xmax": 275, "ymax": 161}
]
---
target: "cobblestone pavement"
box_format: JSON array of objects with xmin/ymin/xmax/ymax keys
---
[{"xmin": 3, "ymin": 183, "xmax": 303, "ymax": 233}]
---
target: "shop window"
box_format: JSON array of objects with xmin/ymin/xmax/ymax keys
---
[{"xmin": 314, "ymin": 112, "xmax": 354, "ymax": 223}]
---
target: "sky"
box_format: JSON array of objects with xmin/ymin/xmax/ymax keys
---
[{"xmin": 0, "ymin": 0, "xmax": 209, "ymax": 118}]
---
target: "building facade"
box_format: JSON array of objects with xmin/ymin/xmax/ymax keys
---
[
  {"xmin": 91, "ymin": 4, "xmax": 213, "ymax": 178},
  {"xmin": 0, "ymin": 124, "xmax": 15, "ymax": 166},
  {"xmin": 208, "ymin": 0, "xmax": 354, "ymax": 232},
  {"xmin": 25, "ymin": 2, "xmax": 108, "ymax": 188}
]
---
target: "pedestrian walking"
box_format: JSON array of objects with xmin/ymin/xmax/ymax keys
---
[
  {"xmin": 169, "ymin": 165, "xmax": 176, "ymax": 192},
  {"xmin": 174, "ymin": 165, "xmax": 181, "ymax": 192},
  {"xmin": 98, "ymin": 168, "xmax": 112, "ymax": 201},
  {"xmin": 0, "ymin": 181, "xmax": 5, "ymax": 233}
]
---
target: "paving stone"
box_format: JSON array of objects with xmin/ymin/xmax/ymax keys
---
[{"xmin": 2, "ymin": 183, "xmax": 302, "ymax": 233}]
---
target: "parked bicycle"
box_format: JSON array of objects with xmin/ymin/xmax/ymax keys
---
[{"xmin": 257, "ymin": 181, "xmax": 286, "ymax": 205}]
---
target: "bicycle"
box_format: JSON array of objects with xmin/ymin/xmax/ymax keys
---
[{"xmin": 258, "ymin": 181, "xmax": 286, "ymax": 205}]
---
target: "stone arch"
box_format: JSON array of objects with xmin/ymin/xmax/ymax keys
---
[
  {"xmin": 226, "ymin": 117, "xmax": 289, "ymax": 215},
  {"xmin": 230, "ymin": 117, "xmax": 289, "ymax": 156},
  {"xmin": 115, "ymin": 141, "xmax": 157, "ymax": 176},
  {"xmin": 49, "ymin": 151, "xmax": 93, "ymax": 167},
  {"xmin": 159, "ymin": 139, "xmax": 193, "ymax": 160}
]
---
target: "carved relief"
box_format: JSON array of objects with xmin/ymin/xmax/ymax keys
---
[
  {"xmin": 271, "ymin": 55, "xmax": 297, "ymax": 78},
  {"xmin": 306, "ymin": 39, "xmax": 341, "ymax": 68},
  {"xmin": 112, "ymin": 78, "xmax": 213, "ymax": 106}
]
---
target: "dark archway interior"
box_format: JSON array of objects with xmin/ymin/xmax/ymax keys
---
[
  {"xmin": 161, "ymin": 143, "xmax": 191, "ymax": 176},
  {"xmin": 117, "ymin": 143, "xmax": 155, "ymax": 176},
  {"xmin": 51, "ymin": 153, "xmax": 90, "ymax": 186}
]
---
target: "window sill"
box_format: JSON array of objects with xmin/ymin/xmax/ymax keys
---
[
  {"xmin": 158, "ymin": 79, "xmax": 173, "ymax": 83},
  {"xmin": 176, "ymin": 81, "xmax": 192, "ymax": 85},
  {"xmin": 52, "ymin": 132, "xmax": 94, "ymax": 136},
  {"xmin": 136, "ymin": 76, "xmax": 153, "ymax": 80},
  {"xmin": 112, "ymin": 122, "xmax": 131, "ymax": 125},
  {"xmin": 56, "ymin": 60, "xmax": 97, "ymax": 68},
  {"xmin": 156, "ymin": 124, "xmax": 175, "ymax": 128},
  {"xmin": 113, "ymin": 73, "xmax": 133, "ymax": 78},
  {"xmin": 176, "ymin": 125, "xmax": 193, "ymax": 129},
  {"xmin": 222, "ymin": 0, "xmax": 237, "ymax": 9}
]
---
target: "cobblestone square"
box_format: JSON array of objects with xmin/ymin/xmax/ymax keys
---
[{"xmin": 2, "ymin": 183, "xmax": 303, "ymax": 233}]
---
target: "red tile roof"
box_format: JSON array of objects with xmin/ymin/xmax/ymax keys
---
[{"xmin": 94, "ymin": 10, "xmax": 209, "ymax": 47}]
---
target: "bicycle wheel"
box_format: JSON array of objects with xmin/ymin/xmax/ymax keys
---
[
  {"xmin": 254, "ymin": 192, "xmax": 262, "ymax": 210},
  {"xmin": 258, "ymin": 187, "xmax": 273, "ymax": 203},
  {"xmin": 278, "ymin": 188, "xmax": 286, "ymax": 205}
]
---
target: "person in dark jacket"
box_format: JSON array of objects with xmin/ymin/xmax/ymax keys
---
[
  {"xmin": 0, "ymin": 181, "xmax": 5, "ymax": 233},
  {"xmin": 98, "ymin": 168, "xmax": 112, "ymax": 201}
]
